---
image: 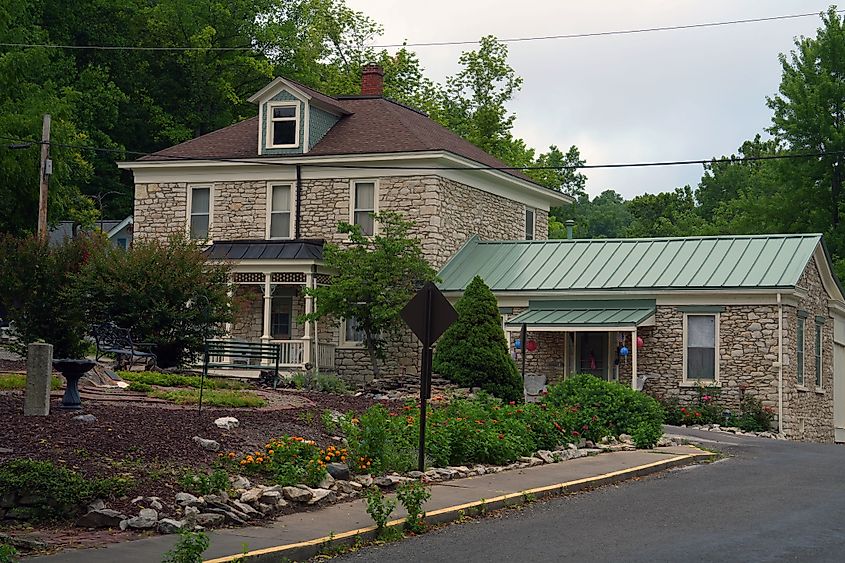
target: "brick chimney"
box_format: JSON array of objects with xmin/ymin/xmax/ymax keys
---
[{"xmin": 361, "ymin": 64, "xmax": 384, "ymax": 96}]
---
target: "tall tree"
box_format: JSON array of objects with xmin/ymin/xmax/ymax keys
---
[{"xmin": 527, "ymin": 145, "xmax": 587, "ymax": 197}]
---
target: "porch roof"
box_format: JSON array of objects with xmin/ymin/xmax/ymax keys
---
[
  {"xmin": 505, "ymin": 299, "xmax": 656, "ymax": 328},
  {"xmin": 205, "ymin": 239, "xmax": 324, "ymax": 261}
]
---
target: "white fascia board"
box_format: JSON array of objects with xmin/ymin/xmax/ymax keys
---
[
  {"xmin": 814, "ymin": 244, "xmax": 845, "ymax": 302},
  {"xmin": 105, "ymin": 215, "xmax": 133, "ymax": 238},
  {"xmin": 247, "ymin": 77, "xmax": 311, "ymax": 104},
  {"xmin": 440, "ymin": 288, "xmax": 805, "ymax": 306},
  {"xmin": 118, "ymin": 151, "xmax": 569, "ymax": 210}
]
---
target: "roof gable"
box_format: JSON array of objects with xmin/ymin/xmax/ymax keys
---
[{"xmin": 438, "ymin": 234, "xmax": 830, "ymax": 293}]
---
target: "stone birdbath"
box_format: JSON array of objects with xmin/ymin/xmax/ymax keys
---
[{"xmin": 52, "ymin": 359, "xmax": 96, "ymax": 410}]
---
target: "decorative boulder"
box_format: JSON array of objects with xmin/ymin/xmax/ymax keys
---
[
  {"xmin": 214, "ymin": 417, "xmax": 239, "ymax": 430},
  {"xmin": 193, "ymin": 436, "xmax": 221, "ymax": 452},
  {"xmin": 196, "ymin": 513, "xmax": 225, "ymax": 527},
  {"xmin": 326, "ymin": 462, "xmax": 350, "ymax": 481},
  {"xmin": 126, "ymin": 508, "xmax": 158, "ymax": 529},
  {"xmin": 281, "ymin": 486, "xmax": 313, "ymax": 503},
  {"xmin": 76, "ymin": 508, "xmax": 127, "ymax": 529},
  {"xmin": 158, "ymin": 518, "xmax": 183, "ymax": 534}
]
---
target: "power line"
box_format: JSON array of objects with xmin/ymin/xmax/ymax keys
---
[
  {"xmin": 2, "ymin": 135, "xmax": 840, "ymax": 171},
  {"xmin": 0, "ymin": 10, "xmax": 838, "ymax": 52}
]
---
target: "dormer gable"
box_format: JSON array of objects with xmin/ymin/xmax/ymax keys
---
[{"xmin": 248, "ymin": 77, "xmax": 350, "ymax": 156}]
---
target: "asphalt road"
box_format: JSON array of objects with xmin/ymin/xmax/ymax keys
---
[{"xmin": 334, "ymin": 427, "xmax": 845, "ymax": 563}]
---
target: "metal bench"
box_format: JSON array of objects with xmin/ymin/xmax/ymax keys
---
[
  {"xmin": 92, "ymin": 322, "xmax": 157, "ymax": 370},
  {"xmin": 202, "ymin": 339, "xmax": 282, "ymax": 386}
]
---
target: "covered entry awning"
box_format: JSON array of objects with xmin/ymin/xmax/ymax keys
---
[{"xmin": 505, "ymin": 300, "xmax": 656, "ymax": 331}]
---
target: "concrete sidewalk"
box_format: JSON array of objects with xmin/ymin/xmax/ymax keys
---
[{"xmin": 31, "ymin": 445, "xmax": 710, "ymax": 563}]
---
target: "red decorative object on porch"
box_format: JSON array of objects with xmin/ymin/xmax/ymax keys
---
[
  {"xmin": 526, "ymin": 340, "xmax": 537, "ymax": 352},
  {"xmin": 636, "ymin": 336, "xmax": 644, "ymax": 349}
]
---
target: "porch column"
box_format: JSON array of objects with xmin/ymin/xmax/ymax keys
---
[
  {"xmin": 302, "ymin": 272, "xmax": 313, "ymax": 366},
  {"xmin": 631, "ymin": 327, "xmax": 638, "ymax": 390},
  {"xmin": 261, "ymin": 274, "xmax": 272, "ymax": 342},
  {"xmin": 223, "ymin": 279, "xmax": 234, "ymax": 339}
]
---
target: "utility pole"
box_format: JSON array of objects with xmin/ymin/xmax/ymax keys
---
[{"xmin": 37, "ymin": 114, "xmax": 52, "ymax": 241}]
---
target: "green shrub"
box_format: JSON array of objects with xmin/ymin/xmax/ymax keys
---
[
  {"xmin": 396, "ymin": 480, "xmax": 431, "ymax": 533},
  {"xmin": 0, "ymin": 234, "xmax": 106, "ymax": 358},
  {"xmin": 433, "ymin": 276, "xmax": 522, "ymax": 402},
  {"xmin": 364, "ymin": 486, "xmax": 397, "ymax": 537},
  {"xmin": 118, "ymin": 371, "xmax": 246, "ymax": 390},
  {"xmin": 291, "ymin": 373, "xmax": 350, "ymax": 394},
  {"xmin": 0, "ymin": 374, "xmax": 62, "ymax": 391},
  {"xmin": 544, "ymin": 374, "xmax": 664, "ymax": 446},
  {"xmin": 0, "ymin": 459, "xmax": 132, "ymax": 520},
  {"xmin": 0, "ymin": 543, "xmax": 17, "ymax": 563},
  {"xmin": 178, "ymin": 469, "xmax": 229, "ymax": 496},
  {"xmin": 732, "ymin": 395, "xmax": 775, "ymax": 432},
  {"xmin": 150, "ymin": 389, "xmax": 265, "ymax": 408},
  {"xmin": 128, "ymin": 381, "xmax": 152, "ymax": 393},
  {"xmin": 162, "ymin": 530, "xmax": 209, "ymax": 563},
  {"xmin": 82, "ymin": 235, "xmax": 232, "ymax": 368}
]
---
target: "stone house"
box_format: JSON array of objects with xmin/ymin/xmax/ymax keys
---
[
  {"xmin": 118, "ymin": 66, "xmax": 571, "ymax": 380},
  {"xmin": 437, "ymin": 234, "xmax": 845, "ymax": 443}
]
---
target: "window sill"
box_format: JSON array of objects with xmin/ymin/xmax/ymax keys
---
[
  {"xmin": 796, "ymin": 385, "xmax": 809, "ymax": 393},
  {"xmin": 337, "ymin": 343, "xmax": 365, "ymax": 350},
  {"xmin": 266, "ymin": 144, "xmax": 300, "ymax": 150},
  {"xmin": 815, "ymin": 387, "xmax": 826, "ymax": 395},
  {"xmin": 679, "ymin": 380, "xmax": 720, "ymax": 388}
]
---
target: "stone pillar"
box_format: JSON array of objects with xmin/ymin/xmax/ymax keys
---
[{"xmin": 24, "ymin": 342, "xmax": 53, "ymax": 416}]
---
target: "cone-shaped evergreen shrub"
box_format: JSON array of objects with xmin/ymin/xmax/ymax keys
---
[{"xmin": 433, "ymin": 275, "xmax": 522, "ymax": 402}]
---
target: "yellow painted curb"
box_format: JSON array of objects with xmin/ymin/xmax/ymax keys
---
[{"xmin": 205, "ymin": 447, "xmax": 710, "ymax": 563}]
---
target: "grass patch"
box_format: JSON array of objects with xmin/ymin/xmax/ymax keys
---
[
  {"xmin": 0, "ymin": 373, "xmax": 62, "ymax": 391},
  {"xmin": 118, "ymin": 371, "xmax": 247, "ymax": 390},
  {"xmin": 150, "ymin": 388, "xmax": 266, "ymax": 408}
]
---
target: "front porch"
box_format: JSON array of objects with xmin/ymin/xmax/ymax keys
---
[{"xmin": 207, "ymin": 240, "xmax": 339, "ymax": 372}]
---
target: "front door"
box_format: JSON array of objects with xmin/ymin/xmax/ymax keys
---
[{"xmin": 578, "ymin": 332, "xmax": 608, "ymax": 379}]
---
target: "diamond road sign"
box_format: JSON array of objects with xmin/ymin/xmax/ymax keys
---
[{"xmin": 400, "ymin": 281, "xmax": 457, "ymax": 347}]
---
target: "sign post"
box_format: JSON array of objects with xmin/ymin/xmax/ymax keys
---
[{"xmin": 401, "ymin": 281, "xmax": 458, "ymax": 472}]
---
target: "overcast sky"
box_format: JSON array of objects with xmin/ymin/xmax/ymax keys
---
[{"xmin": 345, "ymin": 0, "xmax": 834, "ymax": 199}]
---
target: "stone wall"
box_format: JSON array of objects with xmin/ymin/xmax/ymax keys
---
[
  {"xmin": 781, "ymin": 258, "xmax": 834, "ymax": 442},
  {"xmin": 214, "ymin": 181, "xmax": 267, "ymax": 240},
  {"xmin": 230, "ymin": 286, "xmax": 263, "ymax": 341},
  {"xmin": 133, "ymin": 183, "xmax": 188, "ymax": 241}
]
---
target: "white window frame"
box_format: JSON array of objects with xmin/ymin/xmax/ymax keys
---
[
  {"xmin": 349, "ymin": 179, "xmax": 379, "ymax": 236},
  {"xmin": 341, "ymin": 317, "xmax": 367, "ymax": 348},
  {"xmin": 797, "ymin": 316, "xmax": 806, "ymax": 386},
  {"xmin": 682, "ymin": 313, "xmax": 720, "ymax": 384},
  {"xmin": 187, "ymin": 185, "xmax": 213, "ymax": 241},
  {"xmin": 266, "ymin": 101, "xmax": 300, "ymax": 149},
  {"xmin": 815, "ymin": 321, "xmax": 823, "ymax": 389},
  {"xmin": 266, "ymin": 182, "xmax": 294, "ymax": 239},
  {"xmin": 525, "ymin": 207, "xmax": 536, "ymax": 240}
]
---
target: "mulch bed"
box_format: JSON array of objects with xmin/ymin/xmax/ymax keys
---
[{"xmin": 0, "ymin": 388, "xmax": 400, "ymax": 549}]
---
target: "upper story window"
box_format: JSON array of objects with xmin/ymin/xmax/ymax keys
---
[
  {"xmin": 525, "ymin": 208, "xmax": 535, "ymax": 240},
  {"xmin": 268, "ymin": 184, "xmax": 292, "ymax": 239},
  {"xmin": 684, "ymin": 314, "xmax": 718, "ymax": 381},
  {"xmin": 268, "ymin": 102, "xmax": 299, "ymax": 148},
  {"xmin": 352, "ymin": 181, "xmax": 376, "ymax": 236},
  {"xmin": 189, "ymin": 186, "xmax": 211, "ymax": 240}
]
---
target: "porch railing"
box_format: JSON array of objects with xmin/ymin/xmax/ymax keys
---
[
  {"xmin": 210, "ymin": 338, "xmax": 336, "ymax": 370},
  {"xmin": 316, "ymin": 343, "xmax": 336, "ymax": 371},
  {"xmin": 271, "ymin": 339, "xmax": 306, "ymax": 367}
]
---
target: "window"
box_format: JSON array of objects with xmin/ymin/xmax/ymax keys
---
[
  {"xmin": 525, "ymin": 208, "xmax": 535, "ymax": 240},
  {"xmin": 269, "ymin": 184, "xmax": 292, "ymax": 239},
  {"xmin": 270, "ymin": 294, "xmax": 293, "ymax": 340},
  {"xmin": 685, "ymin": 314, "xmax": 717, "ymax": 380},
  {"xmin": 815, "ymin": 322, "xmax": 823, "ymax": 388},
  {"xmin": 189, "ymin": 187, "xmax": 211, "ymax": 240},
  {"xmin": 268, "ymin": 103, "xmax": 299, "ymax": 147},
  {"xmin": 797, "ymin": 317, "xmax": 805, "ymax": 385},
  {"xmin": 352, "ymin": 181, "xmax": 376, "ymax": 236},
  {"xmin": 344, "ymin": 317, "xmax": 366, "ymax": 344},
  {"xmin": 116, "ymin": 238, "xmax": 128, "ymax": 250}
]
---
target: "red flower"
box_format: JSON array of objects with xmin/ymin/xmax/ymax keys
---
[
  {"xmin": 571, "ymin": 430, "xmax": 580, "ymax": 437},
  {"xmin": 582, "ymin": 424, "xmax": 589, "ymax": 430},
  {"xmin": 498, "ymin": 434, "xmax": 504, "ymax": 440},
  {"xmin": 695, "ymin": 412, "xmax": 702, "ymax": 417},
  {"xmin": 509, "ymin": 401, "xmax": 516, "ymax": 406}
]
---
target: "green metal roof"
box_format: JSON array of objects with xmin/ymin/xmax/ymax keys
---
[
  {"xmin": 438, "ymin": 234, "xmax": 824, "ymax": 292},
  {"xmin": 506, "ymin": 300, "xmax": 656, "ymax": 327}
]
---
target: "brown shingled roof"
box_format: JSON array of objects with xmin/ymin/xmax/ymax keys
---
[{"xmin": 139, "ymin": 85, "xmax": 536, "ymax": 184}]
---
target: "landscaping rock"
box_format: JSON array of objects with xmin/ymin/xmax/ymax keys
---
[
  {"xmin": 282, "ymin": 486, "xmax": 313, "ymax": 503},
  {"xmin": 87, "ymin": 499, "xmax": 105, "ymax": 512},
  {"xmin": 158, "ymin": 518, "xmax": 183, "ymax": 534},
  {"xmin": 202, "ymin": 507, "xmax": 246, "ymax": 525},
  {"xmin": 126, "ymin": 508, "xmax": 158, "ymax": 529},
  {"xmin": 192, "ymin": 436, "xmax": 221, "ymax": 452},
  {"xmin": 148, "ymin": 498, "xmax": 163, "ymax": 511},
  {"xmin": 619, "ymin": 434, "xmax": 634, "ymax": 444},
  {"xmin": 214, "ymin": 416, "xmax": 239, "ymax": 430},
  {"xmin": 326, "ymin": 462, "xmax": 351, "ymax": 481},
  {"xmin": 240, "ymin": 488, "xmax": 265, "ymax": 504},
  {"xmin": 183, "ymin": 506, "xmax": 199, "ymax": 530},
  {"xmin": 334, "ymin": 480, "xmax": 363, "ymax": 494},
  {"xmin": 536, "ymin": 450, "xmax": 556, "ymax": 464},
  {"xmin": 76, "ymin": 508, "xmax": 126, "ymax": 529},
  {"xmin": 374, "ymin": 475, "xmax": 405, "ymax": 488},
  {"xmin": 196, "ymin": 513, "xmax": 225, "ymax": 527},
  {"xmin": 175, "ymin": 492, "xmax": 204, "ymax": 508},
  {"xmin": 230, "ymin": 475, "xmax": 251, "ymax": 490},
  {"xmin": 306, "ymin": 488, "xmax": 336, "ymax": 505},
  {"xmin": 406, "ymin": 471, "xmax": 425, "ymax": 479},
  {"xmin": 318, "ymin": 472, "xmax": 335, "ymax": 489},
  {"xmin": 230, "ymin": 500, "xmax": 258, "ymax": 518},
  {"xmin": 353, "ymin": 474, "xmax": 373, "ymax": 487},
  {"xmin": 259, "ymin": 490, "xmax": 284, "ymax": 506},
  {"xmin": 72, "ymin": 414, "xmax": 97, "ymax": 423}
]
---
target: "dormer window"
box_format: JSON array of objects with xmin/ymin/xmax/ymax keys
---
[{"xmin": 268, "ymin": 102, "xmax": 299, "ymax": 148}]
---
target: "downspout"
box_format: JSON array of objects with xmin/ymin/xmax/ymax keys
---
[
  {"xmin": 295, "ymin": 164, "xmax": 302, "ymax": 239},
  {"xmin": 777, "ymin": 292, "xmax": 784, "ymax": 436}
]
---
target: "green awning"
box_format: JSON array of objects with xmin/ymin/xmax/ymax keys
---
[{"xmin": 505, "ymin": 300, "xmax": 655, "ymax": 328}]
